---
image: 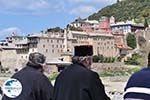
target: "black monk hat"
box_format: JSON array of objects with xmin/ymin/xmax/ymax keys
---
[{"xmin": 74, "ymin": 45, "xmax": 93, "ymax": 56}]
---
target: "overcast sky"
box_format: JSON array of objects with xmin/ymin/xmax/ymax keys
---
[{"xmin": 0, "ymin": 0, "xmax": 116, "ymax": 39}]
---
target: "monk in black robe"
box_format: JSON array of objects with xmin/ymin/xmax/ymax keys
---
[
  {"xmin": 53, "ymin": 45, "xmax": 110, "ymax": 100},
  {"xmin": 2, "ymin": 52, "xmax": 53, "ymax": 100}
]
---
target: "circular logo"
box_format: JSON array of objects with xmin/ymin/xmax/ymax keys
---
[{"xmin": 2, "ymin": 78, "xmax": 22, "ymax": 98}]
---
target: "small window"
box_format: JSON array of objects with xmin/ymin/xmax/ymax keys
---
[
  {"xmin": 47, "ymin": 39, "xmax": 49, "ymax": 42},
  {"xmin": 52, "ymin": 49, "xmax": 54, "ymax": 53},
  {"xmin": 51, "ymin": 40, "xmax": 53, "ymax": 43},
  {"xmin": 43, "ymin": 44, "xmax": 45, "ymax": 48},
  {"xmin": 52, "ymin": 45, "xmax": 54, "ymax": 48},
  {"xmin": 57, "ymin": 40, "xmax": 59, "ymax": 43},
  {"xmin": 32, "ymin": 44, "xmax": 35, "ymax": 47},
  {"xmin": 46, "ymin": 49, "xmax": 48, "ymax": 53}
]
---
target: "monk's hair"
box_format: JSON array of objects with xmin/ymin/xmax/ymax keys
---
[{"xmin": 72, "ymin": 56, "xmax": 87, "ymax": 64}]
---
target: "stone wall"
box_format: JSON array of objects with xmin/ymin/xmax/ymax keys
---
[
  {"xmin": 0, "ymin": 49, "xmax": 27, "ymax": 73},
  {"xmin": 91, "ymin": 62, "xmax": 128, "ymax": 73}
]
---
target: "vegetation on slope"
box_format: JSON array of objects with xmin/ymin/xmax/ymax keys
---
[{"xmin": 88, "ymin": 0, "xmax": 150, "ymax": 23}]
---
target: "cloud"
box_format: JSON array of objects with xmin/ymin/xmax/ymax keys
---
[
  {"xmin": 0, "ymin": 27, "xmax": 21, "ymax": 39},
  {"xmin": 0, "ymin": 0, "xmax": 64, "ymax": 15},
  {"xmin": 28, "ymin": 0, "xmax": 49, "ymax": 10},
  {"xmin": 70, "ymin": 6, "xmax": 97, "ymax": 17},
  {"xmin": 68, "ymin": 0, "xmax": 116, "ymax": 17},
  {"xmin": 0, "ymin": 0, "xmax": 116, "ymax": 15}
]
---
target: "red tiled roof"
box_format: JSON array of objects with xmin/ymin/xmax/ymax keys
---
[{"xmin": 115, "ymin": 44, "xmax": 133, "ymax": 50}]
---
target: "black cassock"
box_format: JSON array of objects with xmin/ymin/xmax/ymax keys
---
[
  {"xmin": 2, "ymin": 66, "xmax": 53, "ymax": 100},
  {"xmin": 53, "ymin": 63, "xmax": 110, "ymax": 100}
]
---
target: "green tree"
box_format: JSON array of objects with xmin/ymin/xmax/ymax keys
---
[
  {"xmin": 126, "ymin": 33, "xmax": 137, "ymax": 49},
  {"xmin": 111, "ymin": 57, "xmax": 116, "ymax": 63},
  {"xmin": 47, "ymin": 27, "xmax": 64, "ymax": 32},
  {"xmin": 93, "ymin": 55, "xmax": 99, "ymax": 62},
  {"xmin": 92, "ymin": 55, "xmax": 104, "ymax": 63},
  {"xmin": 144, "ymin": 17, "xmax": 149, "ymax": 28},
  {"xmin": 125, "ymin": 53, "xmax": 140, "ymax": 65},
  {"xmin": 68, "ymin": 26, "xmax": 81, "ymax": 31},
  {"xmin": 142, "ymin": 12, "xmax": 149, "ymax": 28},
  {"xmin": 98, "ymin": 55, "xmax": 104, "ymax": 63},
  {"xmin": 117, "ymin": 0, "xmax": 120, "ymax": 3}
]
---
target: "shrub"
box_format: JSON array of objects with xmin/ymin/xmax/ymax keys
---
[
  {"xmin": 48, "ymin": 72, "xmax": 59, "ymax": 81},
  {"xmin": 93, "ymin": 55, "xmax": 104, "ymax": 63},
  {"xmin": 125, "ymin": 53, "xmax": 141, "ymax": 65},
  {"xmin": 111, "ymin": 57, "xmax": 116, "ymax": 63},
  {"xmin": 93, "ymin": 55, "xmax": 99, "ymax": 62},
  {"xmin": 99, "ymin": 66, "xmax": 141, "ymax": 77}
]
